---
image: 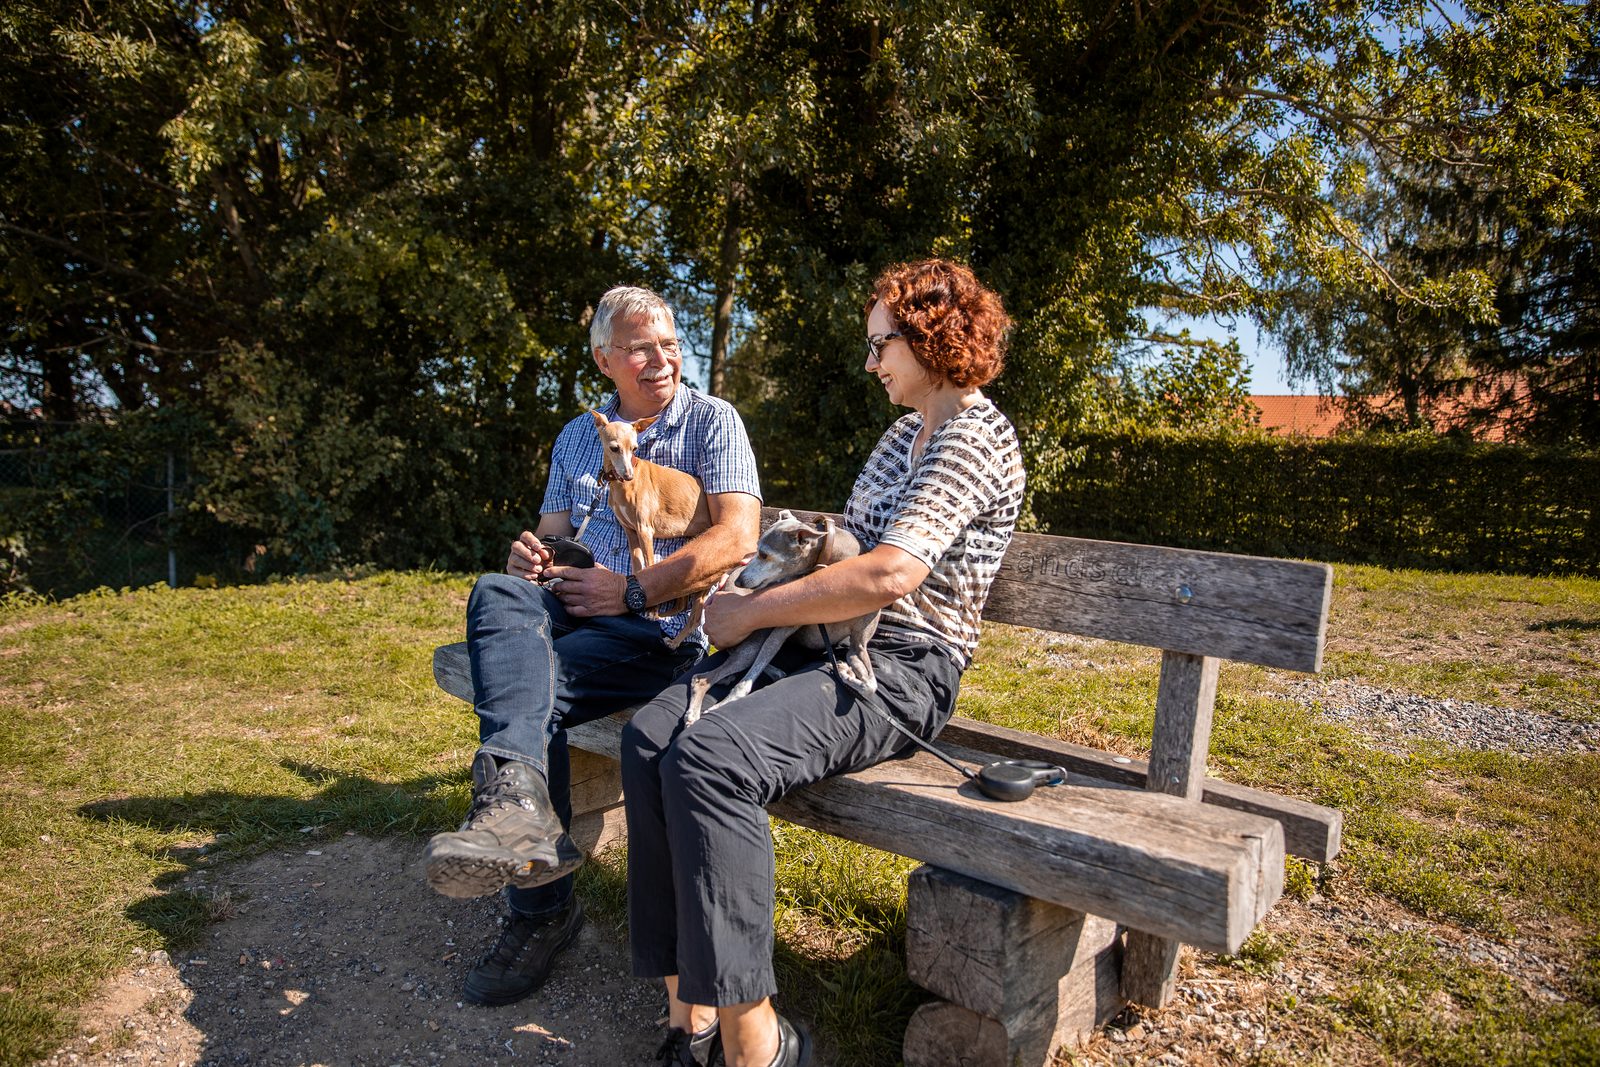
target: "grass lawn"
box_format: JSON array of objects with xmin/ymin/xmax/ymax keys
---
[{"xmin": 2, "ymin": 563, "xmax": 1598, "ymax": 1066}]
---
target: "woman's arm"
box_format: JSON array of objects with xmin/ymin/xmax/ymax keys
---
[{"xmin": 703, "ymin": 542, "xmax": 931, "ymax": 649}]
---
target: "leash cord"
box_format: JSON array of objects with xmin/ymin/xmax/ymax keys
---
[{"xmin": 817, "ymin": 627, "xmax": 977, "ymax": 781}]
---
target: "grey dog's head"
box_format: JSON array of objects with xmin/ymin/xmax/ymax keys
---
[{"xmin": 736, "ymin": 510, "xmax": 847, "ymax": 590}]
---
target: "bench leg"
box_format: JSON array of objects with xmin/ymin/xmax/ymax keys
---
[
  {"xmin": 903, "ymin": 866, "xmax": 1123, "ymax": 1067},
  {"xmin": 1122, "ymin": 650, "xmax": 1219, "ymax": 1007},
  {"xmin": 567, "ymin": 748, "xmax": 626, "ymax": 856}
]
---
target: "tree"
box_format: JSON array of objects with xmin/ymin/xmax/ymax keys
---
[
  {"xmin": 1263, "ymin": 1, "xmax": 1600, "ymax": 443},
  {"xmin": 6, "ymin": 0, "xmax": 1597, "ymax": 578},
  {"xmin": 1, "ymin": 0, "xmax": 698, "ymax": 571}
]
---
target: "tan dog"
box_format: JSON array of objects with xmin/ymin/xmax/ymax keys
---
[{"xmin": 591, "ymin": 411, "xmax": 712, "ymax": 636}]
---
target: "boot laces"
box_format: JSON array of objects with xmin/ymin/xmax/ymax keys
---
[
  {"xmin": 469, "ymin": 769, "xmax": 533, "ymax": 819},
  {"xmin": 484, "ymin": 912, "xmax": 539, "ymax": 966}
]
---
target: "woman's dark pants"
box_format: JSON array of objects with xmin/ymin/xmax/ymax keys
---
[{"xmin": 620, "ymin": 630, "xmax": 960, "ymax": 1007}]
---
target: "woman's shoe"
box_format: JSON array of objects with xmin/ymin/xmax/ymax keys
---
[
  {"xmin": 770, "ymin": 1013, "xmax": 810, "ymax": 1067},
  {"xmin": 655, "ymin": 1017, "xmax": 722, "ymax": 1066}
]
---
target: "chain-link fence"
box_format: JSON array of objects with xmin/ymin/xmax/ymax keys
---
[{"xmin": 1, "ymin": 421, "xmax": 237, "ymax": 597}]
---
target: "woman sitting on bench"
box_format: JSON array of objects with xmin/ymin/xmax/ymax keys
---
[{"xmin": 620, "ymin": 258, "xmax": 1027, "ymax": 1067}]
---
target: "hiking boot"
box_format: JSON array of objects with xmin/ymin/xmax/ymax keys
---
[
  {"xmin": 462, "ymin": 897, "xmax": 585, "ymax": 1006},
  {"xmin": 423, "ymin": 758, "xmax": 584, "ymax": 899},
  {"xmin": 654, "ymin": 1017, "xmax": 722, "ymax": 1066}
]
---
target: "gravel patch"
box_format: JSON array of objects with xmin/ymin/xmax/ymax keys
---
[
  {"xmin": 1289, "ymin": 678, "xmax": 1600, "ymax": 754},
  {"xmin": 43, "ymin": 836, "xmax": 680, "ymax": 1067}
]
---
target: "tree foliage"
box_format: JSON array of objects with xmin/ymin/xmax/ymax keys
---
[
  {"xmin": 1265, "ymin": 1, "xmax": 1600, "ymax": 442},
  {"xmin": 3, "ymin": 0, "xmax": 1597, "ymax": 575}
]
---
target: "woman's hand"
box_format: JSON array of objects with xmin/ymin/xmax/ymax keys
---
[{"xmin": 703, "ymin": 581, "xmax": 763, "ymax": 649}]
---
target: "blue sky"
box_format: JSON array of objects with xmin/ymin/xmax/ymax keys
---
[{"xmin": 1180, "ymin": 315, "xmax": 1309, "ymax": 395}]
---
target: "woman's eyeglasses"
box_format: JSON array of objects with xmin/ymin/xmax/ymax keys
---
[{"xmin": 865, "ymin": 332, "xmax": 902, "ymax": 361}]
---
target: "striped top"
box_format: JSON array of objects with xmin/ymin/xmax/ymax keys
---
[
  {"xmin": 540, "ymin": 385, "xmax": 762, "ymax": 644},
  {"xmin": 843, "ymin": 399, "xmax": 1025, "ymax": 667}
]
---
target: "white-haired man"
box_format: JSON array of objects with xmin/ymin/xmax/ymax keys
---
[{"xmin": 424, "ymin": 286, "xmax": 760, "ymax": 1055}]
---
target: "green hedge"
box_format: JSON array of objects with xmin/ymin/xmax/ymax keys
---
[{"xmin": 1036, "ymin": 431, "xmax": 1600, "ymax": 575}]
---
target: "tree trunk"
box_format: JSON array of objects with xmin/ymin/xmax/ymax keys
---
[
  {"xmin": 41, "ymin": 349, "xmax": 76, "ymax": 422},
  {"xmin": 708, "ymin": 185, "xmax": 742, "ymax": 396}
]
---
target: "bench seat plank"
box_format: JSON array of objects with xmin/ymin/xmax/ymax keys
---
[
  {"xmin": 933, "ymin": 718, "xmax": 1340, "ymax": 862},
  {"xmin": 557, "ymin": 708, "xmax": 1282, "ymax": 954},
  {"xmin": 770, "ymin": 738, "xmax": 1284, "ymax": 955},
  {"xmin": 432, "ymin": 644, "xmax": 1340, "ymax": 863},
  {"xmin": 434, "ymin": 646, "xmax": 1279, "ymax": 951}
]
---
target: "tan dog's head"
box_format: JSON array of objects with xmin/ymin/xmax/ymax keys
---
[{"xmin": 591, "ymin": 410, "xmax": 658, "ymax": 481}]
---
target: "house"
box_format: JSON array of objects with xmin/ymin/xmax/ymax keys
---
[
  {"xmin": 1249, "ymin": 379, "xmax": 1526, "ymax": 441},
  {"xmin": 1249, "ymin": 395, "xmax": 1347, "ymax": 437}
]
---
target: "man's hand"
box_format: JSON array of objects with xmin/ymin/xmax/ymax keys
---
[
  {"xmin": 547, "ymin": 563, "xmax": 628, "ymax": 617},
  {"xmin": 507, "ymin": 531, "xmax": 554, "ymax": 581}
]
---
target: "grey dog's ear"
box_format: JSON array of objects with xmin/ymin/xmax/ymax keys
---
[{"xmin": 815, "ymin": 517, "xmax": 848, "ymax": 566}]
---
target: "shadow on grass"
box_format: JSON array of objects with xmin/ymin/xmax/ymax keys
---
[
  {"xmin": 77, "ymin": 760, "xmax": 464, "ymax": 951},
  {"xmin": 1528, "ymin": 617, "xmax": 1600, "ymax": 633}
]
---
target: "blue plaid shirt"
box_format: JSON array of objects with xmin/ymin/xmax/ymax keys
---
[{"xmin": 540, "ymin": 385, "xmax": 762, "ymax": 644}]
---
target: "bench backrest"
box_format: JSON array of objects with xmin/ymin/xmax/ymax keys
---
[{"xmin": 767, "ymin": 508, "xmax": 1332, "ymax": 671}]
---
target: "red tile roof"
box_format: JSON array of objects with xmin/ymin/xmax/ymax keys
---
[
  {"xmin": 1250, "ymin": 378, "xmax": 1526, "ymax": 440},
  {"xmin": 1249, "ymin": 395, "xmax": 1346, "ymax": 437}
]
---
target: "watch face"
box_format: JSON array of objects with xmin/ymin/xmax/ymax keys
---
[{"xmin": 626, "ymin": 577, "xmax": 647, "ymax": 612}]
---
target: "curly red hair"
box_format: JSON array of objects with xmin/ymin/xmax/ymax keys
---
[{"xmin": 866, "ymin": 259, "xmax": 1010, "ymax": 389}]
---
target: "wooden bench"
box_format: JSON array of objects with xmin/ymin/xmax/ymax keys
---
[{"xmin": 433, "ymin": 507, "xmax": 1340, "ymax": 1065}]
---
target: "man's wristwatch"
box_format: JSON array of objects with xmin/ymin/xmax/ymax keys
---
[{"xmin": 624, "ymin": 575, "xmax": 648, "ymax": 614}]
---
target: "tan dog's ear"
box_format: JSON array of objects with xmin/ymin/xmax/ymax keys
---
[
  {"xmin": 632, "ymin": 415, "xmax": 659, "ymax": 433},
  {"xmin": 590, "ymin": 410, "xmax": 608, "ymax": 429}
]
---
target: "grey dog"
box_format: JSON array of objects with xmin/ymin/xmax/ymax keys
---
[{"xmin": 683, "ymin": 510, "xmax": 880, "ymax": 725}]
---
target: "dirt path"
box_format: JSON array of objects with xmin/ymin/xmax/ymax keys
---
[
  {"xmin": 43, "ymin": 836, "xmax": 680, "ymax": 1067},
  {"xmin": 42, "ymin": 812, "xmax": 1587, "ymax": 1067}
]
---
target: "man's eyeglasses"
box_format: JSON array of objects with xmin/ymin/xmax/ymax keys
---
[
  {"xmin": 609, "ymin": 339, "xmax": 682, "ymax": 359},
  {"xmin": 865, "ymin": 332, "xmax": 902, "ymax": 361}
]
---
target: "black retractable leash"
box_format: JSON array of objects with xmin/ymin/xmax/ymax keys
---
[
  {"xmin": 541, "ymin": 536, "xmax": 596, "ymax": 569},
  {"xmin": 536, "ymin": 480, "xmax": 605, "ymax": 582},
  {"xmin": 818, "ymin": 629, "xmax": 1067, "ymax": 803}
]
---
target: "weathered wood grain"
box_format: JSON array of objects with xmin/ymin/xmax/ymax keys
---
[
  {"xmin": 766, "ymin": 508, "xmax": 1332, "ymax": 673},
  {"xmin": 903, "ymin": 933, "xmax": 1122, "ymax": 1067},
  {"xmin": 906, "ymin": 865, "xmax": 1121, "ymax": 1020},
  {"xmin": 1146, "ymin": 651, "xmax": 1219, "ymax": 800},
  {"xmin": 557, "ymin": 707, "xmax": 1279, "ymax": 951},
  {"xmin": 433, "ymin": 643, "xmax": 1342, "ymax": 862},
  {"xmin": 933, "ymin": 718, "xmax": 1342, "ymax": 863},
  {"xmin": 568, "ymin": 748, "xmax": 624, "ymax": 815},
  {"xmin": 569, "ymin": 804, "xmax": 626, "ymax": 857},
  {"xmin": 780, "ymin": 746, "xmax": 1279, "ymax": 954},
  {"xmin": 433, "ymin": 643, "xmax": 473, "ymax": 703},
  {"xmin": 1123, "ymin": 651, "xmax": 1222, "ymax": 1006}
]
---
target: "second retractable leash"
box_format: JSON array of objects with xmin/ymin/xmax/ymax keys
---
[{"xmin": 818, "ymin": 629, "xmax": 1067, "ymax": 802}]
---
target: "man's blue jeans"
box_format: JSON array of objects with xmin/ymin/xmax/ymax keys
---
[{"xmin": 466, "ymin": 573, "xmax": 701, "ymax": 916}]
